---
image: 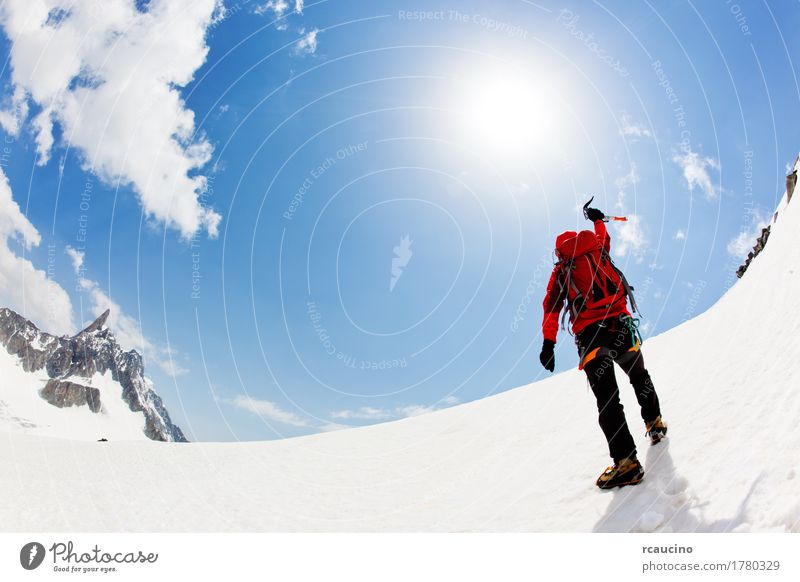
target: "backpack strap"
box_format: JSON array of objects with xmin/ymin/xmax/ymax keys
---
[
  {"xmin": 558, "ymin": 259, "xmax": 584, "ymax": 335},
  {"xmin": 583, "ymin": 253, "xmax": 619, "ymax": 302},
  {"xmin": 601, "ymin": 250, "xmax": 640, "ymax": 314}
]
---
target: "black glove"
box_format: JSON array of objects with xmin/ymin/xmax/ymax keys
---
[
  {"xmin": 539, "ymin": 339, "xmax": 555, "ymax": 372},
  {"xmin": 585, "ymin": 207, "xmax": 605, "ymax": 222}
]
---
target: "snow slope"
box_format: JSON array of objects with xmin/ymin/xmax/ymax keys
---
[
  {"xmin": 0, "ymin": 351, "xmax": 147, "ymax": 441},
  {"xmin": 2, "ymin": 170, "xmax": 799, "ymax": 533}
]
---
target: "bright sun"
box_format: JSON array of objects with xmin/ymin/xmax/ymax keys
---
[{"xmin": 453, "ymin": 67, "xmax": 563, "ymax": 163}]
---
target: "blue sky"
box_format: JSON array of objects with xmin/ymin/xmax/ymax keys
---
[{"xmin": 0, "ymin": 0, "xmax": 797, "ymax": 441}]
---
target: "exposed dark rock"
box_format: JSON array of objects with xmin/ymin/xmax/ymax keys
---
[
  {"xmin": 736, "ymin": 225, "xmax": 772, "ymax": 279},
  {"xmin": 40, "ymin": 379, "xmax": 101, "ymax": 413},
  {"xmin": 79, "ymin": 309, "xmax": 110, "ymax": 334},
  {"xmin": 0, "ymin": 308, "xmax": 52, "ymax": 372},
  {"xmin": 0, "ymin": 307, "xmax": 187, "ymax": 442}
]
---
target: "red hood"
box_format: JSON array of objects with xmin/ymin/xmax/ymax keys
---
[{"xmin": 555, "ymin": 229, "xmax": 600, "ymax": 259}]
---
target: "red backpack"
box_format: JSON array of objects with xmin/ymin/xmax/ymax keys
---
[{"xmin": 554, "ymin": 230, "xmax": 636, "ymax": 329}]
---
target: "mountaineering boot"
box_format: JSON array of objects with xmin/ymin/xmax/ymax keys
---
[
  {"xmin": 645, "ymin": 416, "xmax": 668, "ymax": 445},
  {"xmin": 596, "ymin": 457, "xmax": 644, "ymax": 489}
]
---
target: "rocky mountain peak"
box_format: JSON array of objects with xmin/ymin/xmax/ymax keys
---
[
  {"xmin": 78, "ymin": 308, "xmax": 110, "ymax": 335},
  {"xmin": 0, "ymin": 307, "xmax": 187, "ymax": 442}
]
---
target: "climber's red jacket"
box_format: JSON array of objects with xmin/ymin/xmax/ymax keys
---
[{"xmin": 541, "ymin": 219, "xmax": 630, "ymax": 343}]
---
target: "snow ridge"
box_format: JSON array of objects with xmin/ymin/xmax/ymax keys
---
[{"xmin": 3, "ymin": 160, "xmax": 800, "ymax": 531}]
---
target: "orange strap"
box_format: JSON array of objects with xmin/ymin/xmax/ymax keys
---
[
  {"xmin": 579, "ymin": 340, "xmax": 641, "ymax": 370},
  {"xmin": 579, "ymin": 347, "xmax": 601, "ymax": 370}
]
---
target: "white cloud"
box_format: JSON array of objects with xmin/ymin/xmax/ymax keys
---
[
  {"xmin": 619, "ymin": 114, "xmax": 652, "ymax": 139},
  {"xmin": 65, "ymin": 246, "xmax": 84, "ymax": 274},
  {"xmin": 0, "ymin": 86, "xmax": 28, "ymax": 136},
  {"xmin": 727, "ymin": 232, "xmax": 751, "ymax": 258},
  {"xmin": 255, "ymin": 0, "xmax": 303, "ymax": 17},
  {"xmin": 209, "ymin": 1, "xmax": 227, "ymax": 24},
  {"xmin": 674, "ymin": 229, "xmax": 686, "ymax": 241},
  {"xmin": 254, "ymin": 0, "xmax": 292, "ymax": 28},
  {"xmin": 614, "ymin": 163, "xmax": 639, "ymax": 210},
  {"xmin": 230, "ymin": 394, "xmax": 460, "ymax": 432},
  {"xmin": 230, "ymin": 395, "xmax": 312, "ymax": 427},
  {"xmin": 294, "ymin": 28, "xmax": 319, "ymax": 55},
  {"xmin": 0, "ymin": 0, "xmax": 223, "ymax": 239},
  {"xmin": 331, "ymin": 406, "xmax": 392, "ymax": 420},
  {"xmin": 256, "ymin": 0, "xmax": 290, "ymax": 16},
  {"xmin": 673, "ymin": 147, "xmax": 719, "ymax": 200},
  {"xmin": 614, "ymin": 164, "xmax": 640, "ymax": 191},
  {"xmin": 0, "ymin": 169, "xmax": 38, "ymax": 247},
  {"xmin": 611, "ymin": 164, "xmax": 647, "ymax": 261},
  {"xmin": 613, "ymin": 214, "xmax": 647, "ymax": 262},
  {"xmin": 397, "ymin": 395, "xmax": 460, "ymax": 418},
  {"xmin": 726, "ymin": 209, "xmax": 770, "ymax": 259},
  {"xmin": 0, "ymin": 166, "xmax": 74, "ymax": 334},
  {"xmin": 31, "ymin": 108, "xmax": 56, "ymax": 166},
  {"xmin": 331, "ymin": 396, "xmax": 459, "ymax": 422},
  {"xmin": 396, "ymin": 404, "xmax": 438, "ymax": 417}
]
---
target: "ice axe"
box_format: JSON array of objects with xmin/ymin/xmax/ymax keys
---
[{"xmin": 583, "ymin": 196, "xmax": 628, "ymax": 222}]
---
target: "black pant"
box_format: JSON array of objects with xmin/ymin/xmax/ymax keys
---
[{"xmin": 577, "ymin": 316, "xmax": 661, "ymax": 462}]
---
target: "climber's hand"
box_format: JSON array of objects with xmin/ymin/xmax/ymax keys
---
[
  {"xmin": 585, "ymin": 207, "xmax": 605, "ymax": 222},
  {"xmin": 539, "ymin": 339, "xmax": 555, "ymax": 372}
]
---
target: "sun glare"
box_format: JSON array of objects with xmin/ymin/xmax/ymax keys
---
[{"xmin": 453, "ymin": 67, "xmax": 563, "ymax": 162}]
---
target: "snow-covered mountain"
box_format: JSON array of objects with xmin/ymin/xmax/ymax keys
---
[
  {"xmin": 0, "ymin": 308, "xmax": 186, "ymax": 442},
  {"xmin": 1, "ymin": 159, "xmax": 799, "ymax": 532}
]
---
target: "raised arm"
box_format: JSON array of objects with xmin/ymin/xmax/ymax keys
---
[{"xmin": 593, "ymin": 218, "xmax": 610, "ymax": 253}]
